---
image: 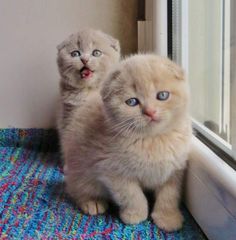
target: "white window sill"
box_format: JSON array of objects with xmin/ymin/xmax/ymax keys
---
[{"xmin": 185, "ymin": 136, "xmax": 236, "ymax": 240}]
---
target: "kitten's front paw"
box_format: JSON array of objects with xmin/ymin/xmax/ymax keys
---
[
  {"xmin": 80, "ymin": 200, "xmax": 108, "ymax": 215},
  {"xmin": 120, "ymin": 207, "xmax": 148, "ymax": 225},
  {"xmin": 151, "ymin": 208, "xmax": 183, "ymax": 232}
]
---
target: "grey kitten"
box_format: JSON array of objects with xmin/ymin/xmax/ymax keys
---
[{"xmin": 56, "ymin": 29, "xmax": 120, "ymax": 134}]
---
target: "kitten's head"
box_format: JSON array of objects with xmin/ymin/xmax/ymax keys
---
[
  {"xmin": 57, "ymin": 29, "xmax": 120, "ymax": 89},
  {"xmin": 101, "ymin": 54, "xmax": 189, "ymax": 137}
]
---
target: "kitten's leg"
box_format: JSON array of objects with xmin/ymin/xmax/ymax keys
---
[
  {"xmin": 151, "ymin": 170, "xmax": 184, "ymax": 232},
  {"xmin": 65, "ymin": 176, "xmax": 108, "ymax": 215},
  {"xmin": 102, "ymin": 177, "xmax": 148, "ymax": 224}
]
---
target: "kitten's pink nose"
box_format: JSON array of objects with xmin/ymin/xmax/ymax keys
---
[
  {"xmin": 143, "ymin": 108, "xmax": 156, "ymax": 119},
  {"xmin": 81, "ymin": 58, "xmax": 88, "ymax": 65}
]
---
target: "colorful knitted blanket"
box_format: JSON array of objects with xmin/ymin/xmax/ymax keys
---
[{"xmin": 0, "ymin": 129, "xmax": 207, "ymax": 239}]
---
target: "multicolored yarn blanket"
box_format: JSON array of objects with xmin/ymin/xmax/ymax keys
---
[{"xmin": 0, "ymin": 129, "xmax": 207, "ymax": 239}]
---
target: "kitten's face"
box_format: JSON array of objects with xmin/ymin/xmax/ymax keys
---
[
  {"xmin": 102, "ymin": 55, "xmax": 189, "ymax": 137},
  {"xmin": 57, "ymin": 29, "xmax": 120, "ymax": 89}
]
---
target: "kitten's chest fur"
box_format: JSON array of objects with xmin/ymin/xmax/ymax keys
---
[
  {"xmin": 59, "ymin": 88, "xmax": 96, "ymax": 130},
  {"xmin": 61, "ymin": 88, "xmax": 89, "ymax": 106},
  {"xmin": 114, "ymin": 131, "xmax": 190, "ymax": 189}
]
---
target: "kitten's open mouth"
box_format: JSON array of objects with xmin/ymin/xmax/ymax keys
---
[{"xmin": 80, "ymin": 67, "xmax": 93, "ymax": 79}]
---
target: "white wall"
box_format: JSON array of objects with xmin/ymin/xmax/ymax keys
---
[{"xmin": 0, "ymin": 0, "xmax": 137, "ymax": 128}]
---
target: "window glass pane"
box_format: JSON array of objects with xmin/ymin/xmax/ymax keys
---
[{"xmin": 173, "ymin": 0, "xmax": 231, "ymax": 144}]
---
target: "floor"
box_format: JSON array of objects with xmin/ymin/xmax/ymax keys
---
[{"xmin": 0, "ymin": 129, "xmax": 207, "ymax": 239}]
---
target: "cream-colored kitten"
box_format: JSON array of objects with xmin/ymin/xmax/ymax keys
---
[
  {"xmin": 62, "ymin": 54, "xmax": 192, "ymax": 232},
  {"xmin": 56, "ymin": 29, "xmax": 120, "ymax": 134}
]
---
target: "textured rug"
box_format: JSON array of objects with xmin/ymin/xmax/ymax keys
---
[{"xmin": 0, "ymin": 129, "xmax": 207, "ymax": 240}]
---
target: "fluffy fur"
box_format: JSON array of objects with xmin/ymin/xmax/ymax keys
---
[
  {"xmin": 62, "ymin": 54, "xmax": 192, "ymax": 232},
  {"xmin": 56, "ymin": 29, "xmax": 120, "ymax": 134}
]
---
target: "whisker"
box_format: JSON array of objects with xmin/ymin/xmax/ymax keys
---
[
  {"xmin": 110, "ymin": 121, "xmax": 134, "ymax": 140},
  {"xmin": 107, "ymin": 115, "xmax": 142, "ymax": 133},
  {"xmin": 63, "ymin": 65, "xmax": 74, "ymax": 74},
  {"xmin": 110, "ymin": 118, "xmax": 133, "ymax": 128},
  {"xmin": 125, "ymin": 118, "xmax": 142, "ymax": 141},
  {"xmin": 108, "ymin": 120, "xmax": 134, "ymax": 133}
]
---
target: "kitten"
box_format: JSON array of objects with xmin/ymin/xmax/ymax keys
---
[
  {"xmin": 56, "ymin": 29, "xmax": 120, "ymax": 134},
  {"xmin": 62, "ymin": 54, "xmax": 192, "ymax": 232}
]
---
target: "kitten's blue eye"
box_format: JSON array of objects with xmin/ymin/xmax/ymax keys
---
[
  {"xmin": 125, "ymin": 98, "xmax": 139, "ymax": 107},
  {"xmin": 156, "ymin": 91, "xmax": 170, "ymax": 101},
  {"xmin": 92, "ymin": 49, "xmax": 102, "ymax": 57},
  {"xmin": 71, "ymin": 50, "xmax": 81, "ymax": 57}
]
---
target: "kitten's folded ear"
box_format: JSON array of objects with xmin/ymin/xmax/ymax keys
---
[
  {"xmin": 101, "ymin": 70, "xmax": 121, "ymax": 101},
  {"xmin": 110, "ymin": 38, "xmax": 120, "ymax": 52},
  {"xmin": 167, "ymin": 60, "xmax": 185, "ymax": 81},
  {"xmin": 57, "ymin": 40, "xmax": 67, "ymax": 52},
  {"xmin": 106, "ymin": 35, "xmax": 120, "ymax": 52},
  {"xmin": 57, "ymin": 33, "xmax": 75, "ymax": 51}
]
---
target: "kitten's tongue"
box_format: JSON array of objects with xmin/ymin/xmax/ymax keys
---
[{"xmin": 80, "ymin": 67, "xmax": 93, "ymax": 79}]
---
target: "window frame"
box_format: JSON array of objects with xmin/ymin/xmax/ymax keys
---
[{"xmin": 230, "ymin": 0, "xmax": 236, "ymax": 160}]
